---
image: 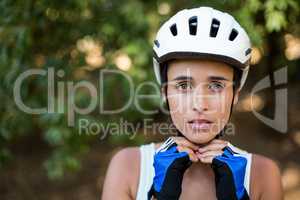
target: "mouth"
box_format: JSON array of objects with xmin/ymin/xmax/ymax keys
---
[{"xmin": 188, "ymin": 119, "xmax": 213, "ymax": 130}]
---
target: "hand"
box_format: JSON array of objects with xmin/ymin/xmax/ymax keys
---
[
  {"xmin": 149, "ymin": 137, "xmax": 195, "ymax": 200},
  {"xmin": 170, "ymin": 136, "xmax": 201, "ymax": 162},
  {"xmin": 211, "ymin": 144, "xmax": 250, "ymax": 200},
  {"xmin": 195, "ymin": 139, "xmax": 228, "ymax": 164}
]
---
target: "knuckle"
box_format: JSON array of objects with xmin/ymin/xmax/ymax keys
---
[
  {"xmin": 186, "ymin": 149, "xmax": 193, "ymax": 154},
  {"xmin": 176, "ymin": 146, "xmax": 183, "ymax": 151},
  {"xmin": 211, "ymin": 139, "xmax": 220, "ymax": 143}
]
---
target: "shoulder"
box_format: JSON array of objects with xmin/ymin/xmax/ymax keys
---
[
  {"xmin": 251, "ymin": 154, "xmax": 279, "ymax": 170},
  {"xmin": 102, "ymin": 146, "xmax": 141, "ymax": 199},
  {"xmin": 250, "ymin": 154, "xmax": 283, "ymax": 200},
  {"xmin": 109, "ymin": 147, "xmax": 141, "ymax": 187},
  {"xmin": 111, "ymin": 146, "xmax": 140, "ymax": 167},
  {"xmin": 251, "ymin": 154, "xmax": 281, "ymax": 183}
]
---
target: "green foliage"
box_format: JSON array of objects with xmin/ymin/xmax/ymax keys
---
[
  {"xmin": 44, "ymin": 148, "xmax": 82, "ymax": 180},
  {"xmin": 0, "ymin": 0, "xmax": 299, "ymax": 179}
]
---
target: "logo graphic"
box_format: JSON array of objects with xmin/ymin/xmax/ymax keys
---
[{"xmin": 251, "ymin": 67, "xmax": 288, "ymax": 133}]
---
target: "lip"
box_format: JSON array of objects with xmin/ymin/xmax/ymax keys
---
[{"xmin": 188, "ymin": 119, "xmax": 213, "ymax": 130}]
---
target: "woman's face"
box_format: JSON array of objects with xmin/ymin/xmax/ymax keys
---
[{"xmin": 166, "ymin": 59, "xmax": 239, "ymax": 144}]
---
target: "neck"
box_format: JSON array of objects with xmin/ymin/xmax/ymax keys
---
[
  {"xmin": 190, "ymin": 161, "xmax": 211, "ymax": 172},
  {"xmin": 185, "ymin": 161, "xmax": 213, "ymax": 180}
]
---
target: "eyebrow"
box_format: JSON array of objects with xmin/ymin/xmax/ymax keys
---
[
  {"xmin": 172, "ymin": 75, "xmax": 230, "ymax": 82},
  {"xmin": 172, "ymin": 76, "xmax": 193, "ymax": 81},
  {"xmin": 208, "ymin": 76, "xmax": 230, "ymax": 81}
]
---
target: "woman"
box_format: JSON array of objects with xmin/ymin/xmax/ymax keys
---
[{"xmin": 101, "ymin": 7, "xmax": 283, "ymax": 200}]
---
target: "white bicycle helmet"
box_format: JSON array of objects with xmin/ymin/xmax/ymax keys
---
[{"xmin": 153, "ymin": 6, "xmax": 252, "ymax": 91}]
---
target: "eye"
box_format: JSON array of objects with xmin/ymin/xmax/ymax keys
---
[
  {"xmin": 175, "ymin": 81, "xmax": 193, "ymax": 91},
  {"xmin": 208, "ymin": 81, "xmax": 225, "ymax": 92}
]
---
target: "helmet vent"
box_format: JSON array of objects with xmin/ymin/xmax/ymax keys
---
[
  {"xmin": 245, "ymin": 48, "xmax": 252, "ymax": 56},
  {"xmin": 154, "ymin": 40, "xmax": 160, "ymax": 48},
  {"xmin": 210, "ymin": 18, "xmax": 220, "ymax": 37},
  {"xmin": 189, "ymin": 16, "xmax": 198, "ymax": 35},
  {"xmin": 170, "ymin": 24, "xmax": 177, "ymax": 36},
  {"xmin": 229, "ymin": 29, "xmax": 239, "ymax": 41}
]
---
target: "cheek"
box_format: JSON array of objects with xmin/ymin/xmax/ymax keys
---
[
  {"xmin": 167, "ymin": 93, "xmax": 191, "ymax": 127},
  {"xmin": 168, "ymin": 94, "xmax": 190, "ymax": 110},
  {"xmin": 213, "ymin": 91, "xmax": 233, "ymax": 122},
  {"xmin": 167, "ymin": 90, "xmax": 234, "ymax": 130}
]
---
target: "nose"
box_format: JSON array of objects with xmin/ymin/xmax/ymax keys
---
[{"xmin": 192, "ymin": 87, "xmax": 209, "ymax": 113}]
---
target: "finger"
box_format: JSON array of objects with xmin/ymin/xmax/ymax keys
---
[
  {"xmin": 177, "ymin": 146, "xmax": 199, "ymax": 162},
  {"xmin": 171, "ymin": 136, "xmax": 199, "ymax": 151},
  {"xmin": 172, "ymin": 136, "xmax": 199, "ymax": 151},
  {"xmin": 196, "ymin": 150, "xmax": 223, "ymax": 159},
  {"xmin": 210, "ymin": 139, "xmax": 228, "ymax": 145},
  {"xmin": 198, "ymin": 156, "xmax": 216, "ymax": 164},
  {"xmin": 197, "ymin": 151, "xmax": 223, "ymax": 164},
  {"xmin": 198, "ymin": 143, "xmax": 228, "ymax": 153}
]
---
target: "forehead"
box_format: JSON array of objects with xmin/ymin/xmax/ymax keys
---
[{"xmin": 167, "ymin": 59, "xmax": 234, "ymax": 80}]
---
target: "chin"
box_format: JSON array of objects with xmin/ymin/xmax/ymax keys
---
[{"xmin": 183, "ymin": 131, "xmax": 218, "ymax": 145}]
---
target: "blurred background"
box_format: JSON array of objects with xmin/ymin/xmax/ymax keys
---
[{"xmin": 0, "ymin": 0, "xmax": 299, "ymax": 199}]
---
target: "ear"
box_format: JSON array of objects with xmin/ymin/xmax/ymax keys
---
[{"xmin": 233, "ymin": 90, "xmax": 240, "ymax": 105}]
